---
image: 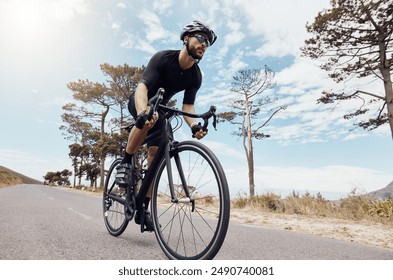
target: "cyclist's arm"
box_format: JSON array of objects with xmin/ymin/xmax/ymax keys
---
[
  {"xmin": 182, "ymin": 103, "xmax": 207, "ymax": 140},
  {"xmin": 182, "ymin": 85, "xmax": 199, "ymax": 127},
  {"xmin": 135, "ymin": 83, "xmax": 149, "ymax": 115},
  {"xmin": 182, "ymin": 103, "xmax": 197, "ymax": 127}
]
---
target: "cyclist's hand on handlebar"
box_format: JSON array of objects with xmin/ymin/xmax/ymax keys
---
[
  {"xmin": 191, "ymin": 122, "xmax": 207, "ymax": 140},
  {"xmin": 135, "ymin": 110, "xmax": 158, "ymax": 129},
  {"xmin": 145, "ymin": 111, "xmax": 158, "ymax": 128}
]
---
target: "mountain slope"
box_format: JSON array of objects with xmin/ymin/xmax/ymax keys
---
[
  {"xmin": 0, "ymin": 166, "xmax": 42, "ymax": 187},
  {"xmin": 367, "ymin": 180, "xmax": 393, "ymax": 200}
]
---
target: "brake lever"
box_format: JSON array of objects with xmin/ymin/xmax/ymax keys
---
[
  {"xmin": 210, "ymin": 106, "xmax": 217, "ymax": 131},
  {"xmin": 212, "ymin": 114, "xmax": 217, "ymax": 130},
  {"xmin": 192, "ymin": 105, "xmax": 217, "ymax": 138}
]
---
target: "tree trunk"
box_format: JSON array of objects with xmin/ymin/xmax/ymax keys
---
[
  {"xmin": 378, "ymin": 38, "xmax": 393, "ymax": 139},
  {"xmin": 100, "ymin": 154, "xmax": 105, "ymax": 188},
  {"xmin": 99, "ymin": 106, "xmax": 110, "ymax": 188},
  {"xmin": 381, "ymin": 68, "xmax": 393, "ymax": 139},
  {"xmin": 244, "ymin": 95, "xmax": 255, "ymax": 198},
  {"xmin": 73, "ymin": 161, "xmax": 77, "ymax": 188},
  {"xmin": 384, "ymin": 80, "xmax": 393, "ymax": 140},
  {"xmin": 247, "ymin": 148, "xmax": 255, "ymax": 198}
]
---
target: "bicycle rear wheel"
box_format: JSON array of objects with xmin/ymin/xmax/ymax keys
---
[
  {"xmin": 151, "ymin": 141, "xmax": 230, "ymax": 260},
  {"xmin": 103, "ymin": 158, "xmax": 129, "ymax": 236}
]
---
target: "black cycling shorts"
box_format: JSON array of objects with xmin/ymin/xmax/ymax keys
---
[{"xmin": 128, "ymin": 93, "xmax": 165, "ymax": 147}]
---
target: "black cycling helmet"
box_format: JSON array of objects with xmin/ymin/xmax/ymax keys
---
[{"xmin": 180, "ymin": 20, "xmax": 217, "ymax": 46}]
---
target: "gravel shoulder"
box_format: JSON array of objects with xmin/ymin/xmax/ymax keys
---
[{"xmin": 230, "ymin": 206, "xmax": 393, "ymax": 251}]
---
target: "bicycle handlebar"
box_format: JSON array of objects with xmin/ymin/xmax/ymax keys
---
[
  {"xmin": 147, "ymin": 88, "xmax": 164, "ymax": 120},
  {"xmin": 147, "ymin": 88, "xmax": 217, "ymax": 132}
]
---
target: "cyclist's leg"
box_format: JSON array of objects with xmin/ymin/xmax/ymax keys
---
[
  {"xmin": 116, "ymin": 93, "xmax": 151, "ymax": 184},
  {"xmin": 146, "ymin": 146, "xmax": 158, "ymax": 196},
  {"xmin": 126, "ymin": 126, "xmax": 149, "ymax": 154},
  {"xmin": 134, "ymin": 116, "xmax": 164, "ymax": 231},
  {"xmin": 145, "ymin": 113, "xmax": 165, "ymax": 197}
]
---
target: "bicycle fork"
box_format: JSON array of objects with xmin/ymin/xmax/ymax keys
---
[{"xmin": 167, "ymin": 142, "xmax": 195, "ymax": 212}]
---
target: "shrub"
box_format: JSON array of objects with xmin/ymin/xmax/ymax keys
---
[
  {"xmin": 369, "ymin": 200, "xmax": 393, "ymax": 221},
  {"xmin": 231, "ymin": 189, "xmax": 393, "ymax": 225}
]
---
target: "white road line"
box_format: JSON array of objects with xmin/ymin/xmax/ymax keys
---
[{"xmin": 67, "ymin": 207, "xmax": 92, "ymax": 221}]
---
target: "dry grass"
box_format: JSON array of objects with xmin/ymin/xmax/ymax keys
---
[
  {"xmin": 232, "ymin": 190, "xmax": 393, "ymax": 225},
  {"xmin": 231, "ymin": 191, "xmax": 393, "ymax": 250},
  {"xmin": 0, "ymin": 170, "xmax": 22, "ymax": 188}
]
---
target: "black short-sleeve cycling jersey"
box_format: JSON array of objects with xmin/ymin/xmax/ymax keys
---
[
  {"xmin": 140, "ymin": 50, "xmax": 202, "ymax": 105},
  {"xmin": 127, "ymin": 50, "xmax": 202, "ymax": 147}
]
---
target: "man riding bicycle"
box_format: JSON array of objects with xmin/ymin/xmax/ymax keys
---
[{"xmin": 115, "ymin": 20, "xmax": 217, "ymax": 231}]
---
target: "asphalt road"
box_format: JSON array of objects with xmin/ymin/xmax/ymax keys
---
[{"xmin": 1, "ymin": 184, "xmax": 393, "ymax": 260}]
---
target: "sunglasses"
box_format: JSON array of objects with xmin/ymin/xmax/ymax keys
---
[{"xmin": 190, "ymin": 34, "xmax": 211, "ymax": 47}]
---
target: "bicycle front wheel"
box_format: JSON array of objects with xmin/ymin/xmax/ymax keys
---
[
  {"xmin": 151, "ymin": 141, "xmax": 230, "ymax": 260},
  {"xmin": 103, "ymin": 158, "xmax": 129, "ymax": 236}
]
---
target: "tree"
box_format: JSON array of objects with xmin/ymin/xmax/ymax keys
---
[
  {"xmin": 60, "ymin": 118, "xmax": 92, "ymax": 187},
  {"xmin": 219, "ymin": 67, "xmax": 286, "ymax": 198},
  {"xmin": 302, "ymin": 0, "xmax": 393, "ymax": 138},
  {"xmin": 60, "ymin": 64, "xmax": 144, "ymax": 188},
  {"xmin": 43, "ymin": 169, "xmax": 72, "ymax": 186},
  {"xmin": 64, "ymin": 80, "xmax": 115, "ymax": 188},
  {"xmin": 100, "ymin": 64, "xmax": 144, "ymax": 155}
]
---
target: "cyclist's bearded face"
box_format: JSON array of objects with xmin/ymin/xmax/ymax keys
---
[
  {"xmin": 186, "ymin": 35, "xmax": 206, "ymax": 60},
  {"xmin": 188, "ymin": 43, "xmax": 204, "ymax": 60}
]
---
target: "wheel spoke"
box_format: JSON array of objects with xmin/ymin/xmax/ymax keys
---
[{"xmin": 151, "ymin": 141, "xmax": 230, "ymax": 260}]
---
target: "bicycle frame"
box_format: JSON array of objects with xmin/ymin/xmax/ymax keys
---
[
  {"xmin": 134, "ymin": 106, "xmax": 197, "ymax": 210},
  {"xmin": 134, "ymin": 114, "xmax": 171, "ymax": 210}
]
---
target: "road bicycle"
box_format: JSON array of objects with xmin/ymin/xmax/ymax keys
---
[{"xmin": 103, "ymin": 88, "xmax": 230, "ymax": 260}]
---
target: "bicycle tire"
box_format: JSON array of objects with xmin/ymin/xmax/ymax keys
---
[
  {"xmin": 151, "ymin": 140, "xmax": 230, "ymax": 260},
  {"xmin": 103, "ymin": 158, "xmax": 129, "ymax": 236}
]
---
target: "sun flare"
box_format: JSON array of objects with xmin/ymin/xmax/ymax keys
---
[{"xmin": 0, "ymin": 0, "xmax": 89, "ymax": 57}]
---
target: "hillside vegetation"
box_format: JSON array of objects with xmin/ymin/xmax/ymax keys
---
[
  {"xmin": 233, "ymin": 189, "xmax": 393, "ymax": 225},
  {"xmin": 0, "ymin": 166, "xmax": 42, "ymax": 188}
]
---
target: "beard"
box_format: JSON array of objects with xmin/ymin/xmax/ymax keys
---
[{"xmin": 187, "ymin": 44, "xmax": 204, "ymax": 60}]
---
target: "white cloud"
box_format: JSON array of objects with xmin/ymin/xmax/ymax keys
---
[
  {"xmin": 111, "ymin": 21, "xmax": 121, "ymax": 31},
  {"xmin": 203, "ymin": 140, "xmax": 245, "ymax": 160},
  {"xmin": 197, "ymin": 86, "xmax": 232, "ymax": 107},
  {"xmin": 0, "ymin": 0, "xmax": 91, "ymax": 25},
  {"xmin": 234, "ymin": 0, "xmax": 331, "ymax": 58},
  {"xmin": 217, "ymin": 24, "xmax": 246, "ymax": 59},
  {"xmin": 116, "ymin": 2, "xmax": 127, "ymax": 9},
  {"xmin": 216, "ymin": 49, "xmax": 248, "ymax": 80},
  {"xmin": 255, "ymin": 165, "xmax": 391, "ymax": 194},
  {"xmin": 153, "ymin": 0, "xmax": 174, "ymax": 15},
  {"xmin": 276, "ymin": 57, "xmax": 333, "ymax": 91},
  {"xmin": 47, "ymin": 0, "xmax": 91, "ymax": 22},
  {"xmin": 213, "ymin": 156, "xmax": 392, "ymax": 199},
  {"xmin": 120, "ymin": 32, "xmax": 157, "ymax": 54},
  {"xmin": 138, "ymin": 9, "xmax": 169, "ymax": 43}
]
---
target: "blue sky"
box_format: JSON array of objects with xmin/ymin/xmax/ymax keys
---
[{"xmin": 0, "ymin": 0, "xmax": 391, "ymax": 199}]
